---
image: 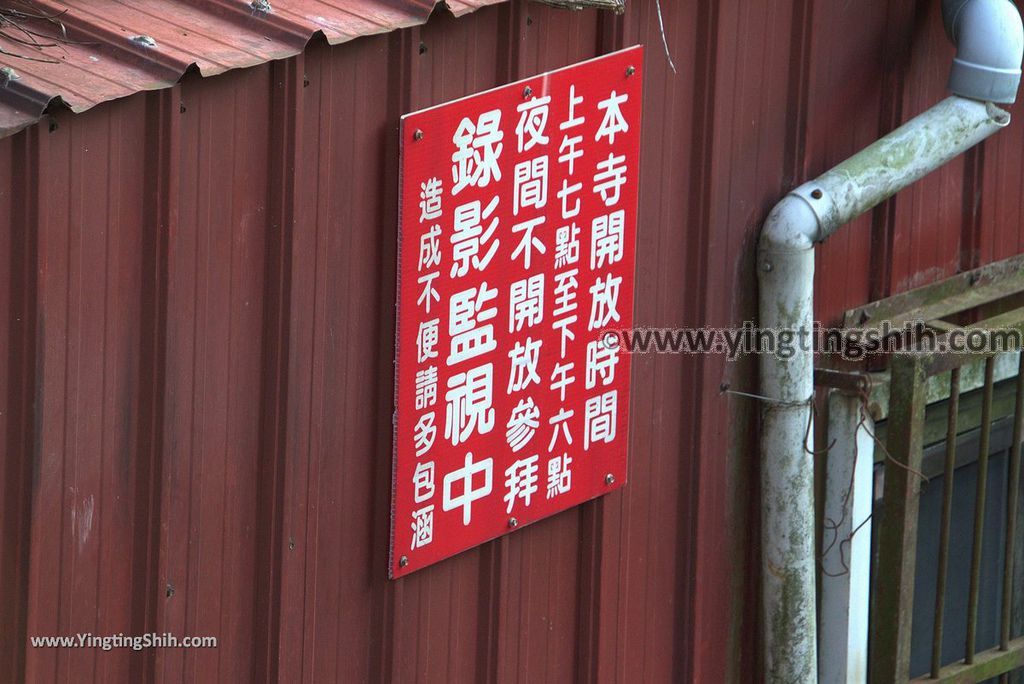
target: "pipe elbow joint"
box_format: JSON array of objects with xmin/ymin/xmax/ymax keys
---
[
  {"xmin": 759, "ymin": 192, "xmax": 822, "ymax": 254},
  {"xmin": 944, "ymin": 0, "xmax": 1024, "ymax": 103}
]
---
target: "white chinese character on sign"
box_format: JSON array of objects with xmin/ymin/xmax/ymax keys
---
[
  {"xmin": 413, "ymin": 461, "xmax": 435, "ymax": 503},
  {"xmin": 417, "ymin": 272, "xmax": 441, "ymax": 313},
  {"xmin": 513, "ymin": 156, "xmax": 549, "ymax": 216},
  {"xmin": 515, "ymin": 96, "xmax": 551, "ymax": 152},
  {"xmin": 415, "ymin": 366, "xmax": 438, "ymax": 409},
  {"xmin": 511, "ymin": 216, "xmax": 546, "ymax": 269},
  {"xmin": 595, "ymin": 90, "xmax": 629, "ymax": 144},
  {"xmin": 419, "ymin": 224, "xmax": 442, "ymax": 272},
  {"xmin": 410, "ymin": 505, "xmax": 434, "ymax": 549},
  {"xmin": 509, "ymin": 274, "xmax": 545, "ymax": 332},
  {"xmin": 419, "ymin": 177, "xmax": 443, "ymax": 222},
  {"xmin": 442, "ymin": 451, "xmax": 493, "ymax": 525},
  {"xmin": 557, "ymin": 179, "xmax": 582, "ymax": 219},
  {"xmin": 554, "ymin": 225, "xmax": 580, "ymax": 268},
  {"xmin": 546, "ymin": 453, "xmax": 572, "ymax": 499},
  {"xmin": 451, "ymin": 110, "xmax": 504, "ymax": 195},
  {"xmin": 552, "ymin": 319, "xmax": 575, "ymax": 359},
  {"xmin": 451, "ymin": 196, "xmax": 500, "ymax": 278},
  {"xmin": 584, "ymin": 390, "xmax": 617, "ymax": 449},
  {"xmin": 445, "ymin": 364, "xmax": 495, "ymax": 446},
  {"xmin": 550, "ymin": 361, "xmax": 576, "ymax": 402},
  {"xmin": 591, "ymin": 209, "xmax": 625, "ymax": 269},
  {"xmin": 552, "ymin": 269, "xmax": 579, "ymax": 356},
  {"xmin": 559, "ymin": 84, "xmax": 585, "ymax": 130},
  {"xmin": 414, "ymin": 413, "xmax": 436, "ymax": 456},
  {"xmin": 588, "ymin": 274, "xmax": 622, "ymax": 331},
  {"xmin": 558, "ymin": 135, "xmax": 583, "ymax": 176},
  {"xmin": 507, "ymin": 337, "xmax": 542, "ymax": 392},
  {"xmin": 506, "ymin": 397, "xmax": 540, "ymax": 452},
  {"xmin": 548, "ymin": 408, "xmax": 573, "ymax": 451},
  {"xmin": 448, "ymin": 282, "xmax": 498, "ymax": 365},
  {"xmin": 585, "ymin": 339, "xmax": 619, "ymax": 389},
  {"xmin": 593, "ymin": 153, "xmax": 628, "ymax": 207},
  {"xmin": 417, "ymin": 318, "xmax": 439, "ymax": 363},
  {"xmin": 504, "ymin": 455, "xmax": 539, "ymax": 513}
]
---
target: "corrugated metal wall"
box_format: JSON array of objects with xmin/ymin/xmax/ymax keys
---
[{"xmin": 2, "ymin": 0, "xmax": 1024, "ymax": 681}]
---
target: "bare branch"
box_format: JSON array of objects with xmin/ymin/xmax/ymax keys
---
[{"xmin": 0, "ymin": 4, "xmax": 90, "ymax": 64}]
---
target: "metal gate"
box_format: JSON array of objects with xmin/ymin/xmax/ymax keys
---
[{"xmin": 824, "ymin": 255, "xmax": 1024, "ymax": 682}]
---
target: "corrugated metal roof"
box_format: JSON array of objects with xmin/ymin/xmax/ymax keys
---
[{"xmin": 0, "ymin": 0, "xmax": 504, "ymax": 136}]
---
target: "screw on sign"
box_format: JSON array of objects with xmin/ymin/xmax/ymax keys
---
[{"xmin": 391, "ymin": 46, "xmax": 643, "ymax": 578}]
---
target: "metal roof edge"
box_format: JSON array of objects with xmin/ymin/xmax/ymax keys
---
[{"xmin": 0, "ymin": 0, "xmax": 508, "ymax": 138}]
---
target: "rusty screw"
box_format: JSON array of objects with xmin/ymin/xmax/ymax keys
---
[
  {"xmin": 810, "ymin": 188, "xmax": 823, "ymax": 199},
  {"xmin": 508, "ymin": 517, "xmax": 519, "ymax": 528},
  {"xmin": 523, "ymin": 85, "xmax": 533, "ymax": 99},
  {"xmin": 626, "ymin": 65, "xmax": 636, "ymax": 77},
  {"xmin": 605, "ymin": 473, "xmax": 615, "ymax": 485},
  {"xmin": 399, "ymin": 555, "xmax": 409, "ymax": 568},
  {"xmin": 413, "ymin": 129, "xmax": 423, "ymax": 141}
]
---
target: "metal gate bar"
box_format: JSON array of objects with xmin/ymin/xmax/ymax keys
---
[
  {"xmin": 931, "ymin": 367, "xmax": 961, "ymax": 679},
  {"xmin": 966, "ymin": 357, "xmax": 996, "ymax": 666}
]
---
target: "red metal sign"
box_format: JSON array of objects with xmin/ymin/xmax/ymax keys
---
[{"xmin": 391, "ymin": 46, "xmax": 643, "ymax": 577}]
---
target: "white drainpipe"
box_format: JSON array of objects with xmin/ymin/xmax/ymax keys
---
[{"xmin": 757, "ymin": 1, "xmax": 1023, "ymax": 681}]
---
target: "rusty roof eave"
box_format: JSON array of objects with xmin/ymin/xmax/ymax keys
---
[{"xmin": 0, "ymin": 0, "xmax": 507, "ymax": 137}]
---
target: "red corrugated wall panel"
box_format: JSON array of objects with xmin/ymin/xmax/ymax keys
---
[{"xmin": 4, "ymin": 0, "xmax": 1024, "ymax": 682}]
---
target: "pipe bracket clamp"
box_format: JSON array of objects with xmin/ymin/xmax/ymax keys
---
[{"xmin": 789, "ymin": 182, "xmax": 839, "ymax": 242}]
